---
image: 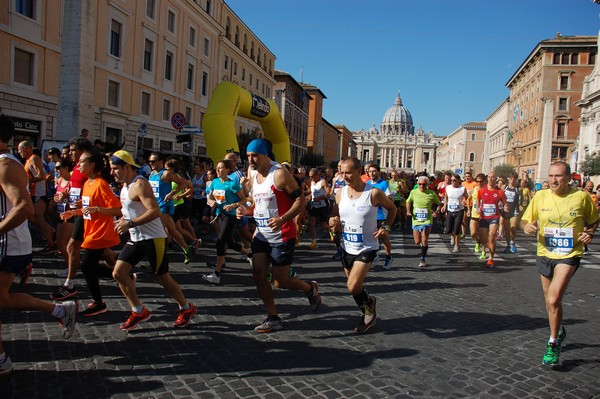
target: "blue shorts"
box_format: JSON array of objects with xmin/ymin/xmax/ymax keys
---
[
  {"xmin": 160, "ymin": 205, "xmax": 174, "ymax": 216},
  {"xmin": 251, "ymin": 238, "xmax": 295, "ymax": 266},
  {"xmin": 236, "ymin": 216, "xmax": 248, "ymax": 228},
  {"xmin": 479, "ymin": 218, "xmax": 499, "ymax": 229},
  {"xmin": 0, "ymin": 254, "xmax": 32, "ymax": 274},
  {"xmin": 413, "ymin": 224, "xmax": 432, "ymax": 232}
]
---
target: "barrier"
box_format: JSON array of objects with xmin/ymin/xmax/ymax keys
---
[{"xmin": 203, "ymin": 81, "xmax": 291, "ymax": 164}]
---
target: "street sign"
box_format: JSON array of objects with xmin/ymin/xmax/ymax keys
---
[
  {"xmin": 456, "ymin": 168, "xmax": 463, "ymax": 174},
  {"xmin": 182, "ymin": 125, "xmax": 203, "ymax": 134},
  {"xmin": 171, "ymin": 112, "xmax": 186, "ymax": 130},
  {"xmin": 527, "ymin": 169, "xmax": 532, "ymax": 174},
  {"xmin": 139, "ymin": 122, "xmax": 148, "ymax": 138},
  {"xmin": 176, "ymin": 134, "xmax": 192, "ymax": 143}
]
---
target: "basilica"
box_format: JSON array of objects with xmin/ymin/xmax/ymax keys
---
[{"xmin": 353, "ymin": 94, "xmax": 443, "ymax": 174}]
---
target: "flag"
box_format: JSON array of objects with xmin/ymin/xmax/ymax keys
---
[{"xmin": 299, "ymin": 66, "xmax": 304, "ymax": 82}]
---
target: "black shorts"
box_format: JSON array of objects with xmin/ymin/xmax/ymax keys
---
[
  {"xmin": 308, "ymin": 206, "xmax": 328, "ymax": 222},
  {"xmin": 446, "ymin": 210, "xmax": 465, "ymax": 235},
  {"xmin": 173, "ymin": 203, "xmax": 190, "ymax": 221},
  {"xmin": 341, "ymin": 249, "xmax": 378, "ymax": 270},
  {"xmin": 251, "ymin": 238, "xmax": 295, "ymax": 266},
  {"xmin": 118, "ymin": 238, "xmax": 169, "ymax": 276},
  {"xmin": 536, "ymin": 256, "xmax": 581, "ymax": 278},
  {"xmin": 479, "ymin": 218, "xmax": 499, "ymax": 229},
  {"xmin": 71, "ymin": 215, "xmax": 85, "ymax": 241},
  {"xmin": 0, "ymin": 253, "xmax": 32, "ymax": 274}
]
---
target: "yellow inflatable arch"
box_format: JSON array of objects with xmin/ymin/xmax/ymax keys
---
[{"xmin": 203, "ymin": 81, "xmax": 291, "ymax": 164}]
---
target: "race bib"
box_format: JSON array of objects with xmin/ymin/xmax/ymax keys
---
[
  {"xmin": 69, "ymin": 187, "xmax": 81, "ymax": 205},
  {"xmin": 414, "ymin": 208, "xmax": 428, "ymax": 222},
  {"xmin": 482, "ymin": 203, "xmax": 497, "ymax": 217},
  {"xmin": 254, "ymin": 209, "xmax": 272, "ymax": 233},
  {"xmin": 149, "ymin": 180, "xmax": 160, "ymax": 198},
  {"xmin": 447, "ymin": 199, "xmax": 460, "ymax": 212},
  {"xmin": 342, "ymin": 223, "xmax": 363, "ymax": 249},
  {"xmin": 213, "ymin": 189, "xmax": 226, "ymax": 204},
  {"xmin": 505, "ymin": 190, "xmax": 516, "ymax": 203},
  {"xmin": 81, "ymin": 196, "xmax": 91, "ymax": 220},
  {"xmin": 311, "ymin": 199, "xmax": 326, "ymax": 208},
  {"xmin": 56, "ymin": 200, "xmax": 67, "ymax": 213},
  {"xmin": 543, "ymin": 227, "xmax": 574, "ymax": 255}
]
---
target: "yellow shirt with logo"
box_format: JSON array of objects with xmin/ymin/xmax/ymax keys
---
[{"xmin": 521, "ymin": 188, "xmax": 599, "ymax": 259}]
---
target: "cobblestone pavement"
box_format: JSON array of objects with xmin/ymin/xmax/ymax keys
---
[{"xmin": 2, "ymin": 230, "xmax": 600, "ymax": 398}]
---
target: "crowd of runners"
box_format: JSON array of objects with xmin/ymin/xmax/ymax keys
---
[{"xmin": 0, "ymin": 113, "xmax": 597, "ymax": 374}]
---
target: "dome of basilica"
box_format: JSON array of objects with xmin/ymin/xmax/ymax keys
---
[{"xmin": 381, "ymin": 93, "xmax": 414, "ymax": 135}]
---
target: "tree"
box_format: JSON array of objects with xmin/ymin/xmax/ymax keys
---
[
  {"xmin": 299, "ymin": 152, "xmax": 325, "ymax": 168},
  {"xmin": 579, "ymin": 153, "xmax": 600, "ymax": 177},
  {"xmin": 493, "ymin": 163, "xmax": 516, "ymax": 178}
]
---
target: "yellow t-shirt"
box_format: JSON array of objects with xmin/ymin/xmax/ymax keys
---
[
  {"xmin": 470, "ymin": 186, "xmax": 481, "ymax": 218},
  {"xmin": 521, "ymin": 188, "xmax": 599, "ymax": 259}
]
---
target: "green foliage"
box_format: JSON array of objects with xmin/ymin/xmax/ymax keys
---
[
  {"xmin": 299, "ymin": 152, "xmax": 325, "ymax": 168},
  {"xmin": 493, "ymin": 163, "xmax": 516, "ymax": 178},
  {"xmin": 579, "ymin": 154, "xmax": 600, "ymax": 177}
]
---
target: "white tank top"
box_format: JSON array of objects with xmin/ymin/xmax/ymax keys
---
[
  {"xmin": 120, "ymin": 176, "xmax": 167, "ymax": 242},
  {"xmin": 0, "ymin": 154, "xmax": 32, "ymax": 256},
  {"xmin": 311, "ymin": 179, "xmax": 327, "ymax": 208},
  {"xmin": 445, "ymin": 185, "xmax": 466, "ymax": 212},
  {"xmin": 338, "ymin": 185, "xmax": 379, "ymax": 255},
  {"xmin": 192, "ymin": 173, "xmax": 206, "ymax": 200}
]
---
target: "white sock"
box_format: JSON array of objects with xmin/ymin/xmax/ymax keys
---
[
  {"xmin": 52, "ymin": 304, "xmax": 66, "ymax": 319},
  {"xmin": 179, "ymin": 303, "xmax": 190, "ymax": 310},
  {"xmin": 132, "ymin": 306, "xmax": 144, "ymax": 314},
  {"xmin": 64, "ymin": 279, "xmax": 73, "ymax": 289}
]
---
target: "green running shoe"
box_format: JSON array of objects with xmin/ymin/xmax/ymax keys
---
[
  {"xmin": 474, "ymin": 243, "xmax": 480, "ymax": 253},
  {"xmin": 479, "ymin": 249, "xmax": 486, "ymax": 260},
  {"xmin": 542, "ymin": 341, "xmax": 561, "ymax": 365}
]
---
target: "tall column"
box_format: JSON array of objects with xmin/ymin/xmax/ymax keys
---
[
  {"xmin": 538, "ymin": 98, "xmax": 554, "ymax": 183},
  {"xmin": 57, "ymin": 0, "xmax": 96, "ymax": 140}
]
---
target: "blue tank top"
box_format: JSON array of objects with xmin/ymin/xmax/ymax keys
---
[{"xmin": 149, "ymin": 169, "xmax": 173, "ymax": 209}]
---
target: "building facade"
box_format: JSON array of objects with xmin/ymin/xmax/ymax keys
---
[
  {"xmin": 353, "ymin": 94, "xmax": 441, "ymax": 174},
  {"xmin": 483, "ymin": 98, "xmax": 511, "ymax": 173},
  {"xmin": 506, "ymin": 34, "xmax": 596, "ymax": 183},
  {"xmin": 436, "ymin": 122, "xmax": 486, "ymax": 175}
]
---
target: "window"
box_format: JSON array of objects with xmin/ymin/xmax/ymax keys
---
[
  {"xmin": 143, "ymin": 39, "xmax": 153, "ymax": 71},
  {"xmin": 241, "ymin": 67, "xmax": 245, "ymax": 81},
  {"xmin": 224, "ymin": 55, "xmax": 229, "ymax": 70},
  {"xmin": 203, "ymin": 38, "xmax": 210, "ymax": 57},
  {"xmin": 233, "ymin": 62, "xmax": 237, "ymax": 76},
  {"xmin": 160, "ymin": 140, "xmax": 173, "ymax": 152},
  {"xmin": 108, "ymin": 80, "xmax": 119, "ymax": 107},
  {"xmin": 16, "ymin": 0, "xmax": 35, "ymax": 19},
  {"xmin": 185, "ymin": 107, "xmax": 192, "ymax": 124},
  {"xmin": 165, "ymin": 51, "xmax": 173, "ymax": 80},
  {"xmin": 141, "ymin": 92, "xmax": 151, "ymax": 116},
  {"xmin": 553, "ymin": 53, "xmax": 560, "ymax": 64},
  {"xmin": 571, "ymin": 53, "xmax": 578, "ymax": 65},
  {"xmin": 106, "ymin": 128, "xmax": 122, "ymax": 147},
  {"xmin": 201, "ymin": 72, "xmax": 208, "ymax": 96},
  {"xmin": 146, "ymin": 0, "xmax": 155, "ymax": 19},
  {"xmin": 556, "ymin": 122, "xmax": 566, "ymax": 139},
  {"xmin": 163, "ymin": 99, "xmax": 171, "ymax": 121},
  {"xmin": 469, "ymin": 152, "xmax": 475, "ymax": 162},
  {"xmin": 189, "ymin": 27, "xmax": 196, "ymax": 48},
  {"xmin": 109, "ymin": 19, "xmax": 121, "ymax": 57},
  {"xmin": 559, "ymin": 76, "xmax": 569, "ymax": 90},
  {"xmin": 167, "ymin": 10, "xmax": 175, "ymax": 33},
  {"xmin": 471, "ymin": 133, "xmax": 476, "ymax": 141},
  {"xmin": 186, "ymin": 63, "xmax": 194, "ymax": 90},
  {"xmin": 590, "ymin": 52, "xmax": 596, "ymax": 65},
  {"xmin": 558, "ymin": 97, "xmax": 568, "ymax": 111},
  {"xmin": 249, "ymin": 73, "xmax": 253, "ymax": 86},
  {"xmin": 551, "ymin": 146, "xmax": 567, "ymax": 159},
  {"xmin": 205, "ymin": 0, "xmax": 211, "ymax": 14},
  {"xmin": 234, "ymin": 26, "xmax": 239, "ymax": 46},
  {"xmin": 14, "ymin": 48, "xmax": 34, "ymax": 86}
]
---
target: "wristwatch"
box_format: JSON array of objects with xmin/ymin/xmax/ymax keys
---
[
  {"xmin": 127, "ymin": 220, "xmax": 135, "ymax": 228},
  {"xmin": 380, "ymin": 223, "xmax": 391, "ymax": 232}
]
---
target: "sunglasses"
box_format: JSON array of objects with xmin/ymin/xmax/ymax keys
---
[
  {"xmin": 149, "ymin": 160, "xmax": 157, "ymax": 164},
  {"xmin": 418, "ymin": 183, "xmax": 427, "ymax": 186}
]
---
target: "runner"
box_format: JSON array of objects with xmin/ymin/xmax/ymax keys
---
[
  {"xmin": 406, "ymin": 176, "xmax": 442, "ymax": 268},
  {"xmin": 0, "ymin": 115, "xmax": 77, "ymax": 376},
  {"xmin": 245, "ymin": 139, "xmax": 321, "ymax": 333},
  {"xmin": 110, "ymin": 151, "xmax": 197, "ymax": 331},
  {"xmin": 521, "ymin": 161, "xmax": 599, "ymax": 365},
  {"xmin": 148, "ymin": 153, "xmax": 193, "ymax": 264},
  {"xmin": 366, "ymin": 164, "xmax": 394, "ymax": 269},
  {"xmin": 461, "ymin": 171, "xmax": 478, "ymax": 239},
  {"xmin": 442, "ymin": 174, "xmax": 468, "ymax": 253},
  {"xmin": 477, "ymin": 171, "xmax": 509, "ymax": 268},
  {"xmin": 329, "ymin": 159, "xmax": 346, "ymax": 260},
  {"xmin": 59, "ymin": 150, "xmax": 122, "ymax": 315},
  {"xmin": 467, "ymin": 174, "xmax": 486, "ymax": 256},
  {"xmin": 307, "ymin": 168, "xmax": 330, "ymax": 250},
  {"xmin": 329, "ymin": 157, "xmax": 396, "ymax": 333},
  {"xmin": 502, "ymin": 172, "xmax": 521, "ymax": 254}
]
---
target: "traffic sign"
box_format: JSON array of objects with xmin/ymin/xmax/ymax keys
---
[
  {"xmin": 171, "ymin": 112, "xmax": 186, "ymax": 130},
  {"xmin": 182, "ymin": 125, "xmax": 203, "ymax": 134},
  {"xmin": 456, "ymin": 168, "xmax": 463, "ymax": 174},
  {"xmin": 139, "ymin": 122, "xmax": 148, "ymax": 138}
]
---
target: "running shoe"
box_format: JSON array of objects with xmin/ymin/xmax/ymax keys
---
[
  {"xmin": 50, "ymin": 285, "xmax": 78, "ymax": 301},
  {"xmin": 542, "ymin": 341, "xmax": 561, "ymax": 365},
  {"xmin": 59, "ymin": 300, "xmax": 78, "ymax": 339},
  {"xmin": 486, "ymin": 258, "xmax": 495, "ymax": 268},
  {"xmin": 37, "ymin": 243, "xmax": 58, "ymax": 255},
  {"xmin": 557, "ymin": 326, "xmax": 567, "ymax": 346},
  {"xmin": 206, "ymin": 261, "xmax": 226, "ymax": 270},
  {"xmin": 307, "ymin": 281, "xmax": 321, "ymax": 311},
  {"xmin": 370, "ymin": 254, "xmax": 380, "ymax": 269},
  {"xmin": 355, "ymin": 296, "xmax": 377, "ymax": 333},
  {"xmin": 183, "ymin": 248, "xmax": 192, "ymax": 265},
  {"xmin": 254, "ymin": 316, "xmax": 283, "ymax": 333},
  {"xmin": 0, "ymin": 355, "xmax": 13, "ymax": 377},
  {"xmin": 474, "ymin": 243, "xmax": 480, "ymax": 253},
  {"xmin": 202, "ymin": 272, "xmax": 221, "ymax": 285},
  {"xmin": 502, "ymin": 246, "xmax": 511, "ymax": 254},
  {"xmin": 510, "ymin": 241, "xmax": 517, "ymax": 253},
  {"xmin": 332, "ymin": 247, "xmax": 343, "ymax": 261},
  {"xmin": 452, "ymin": 246, "xmax": 459, "ymax": 254},
  {"xmin": 289, "ymin": 268, "xmax": 297, "ymax": 278},
  {"xmin": 450, "ymin": 236, "xmax": 455, "ymax": 246},
  {"xmin": 479, "ymin": 249, "xmax": 487, "ymax": 260},
  {"xmin": 382, "ymin": 255, "xmax": 393, "ymax": 270},
  {"xmin": 120, "ymin": 308, "xmax": 151, "ymax": 331},
  {"xmin": 329, "ymin": 230, "xmax": 335, "ymax": 241},
  {"xmin": 20, "ymin": 262, "xmax": 33, "ymax": 285},
  {"xmin": 418, "ymin": 258, "xmax": 427, "ymax": 268},
  {"xmin": 80, "ymin": 301, "xmax": 107, "ymax": 317},
  {"xmin": 193, "ymin": 238, "xmax": 202, "ymax": 252},
  {"xmin": 173, "ymin": 303, "xmax": 197, "ymax": 328},
  {"xmin": 308, "ymin": 241, "xmax": 318, "ymax": 250},
  {"xmin": 584, "ymin": 246, "xmax": 590, "ymax": 255}
]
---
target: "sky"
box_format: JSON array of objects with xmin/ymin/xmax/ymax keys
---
[{"xmin": 226, "ymin": 0, "xmax": 599, "ymax": 136}]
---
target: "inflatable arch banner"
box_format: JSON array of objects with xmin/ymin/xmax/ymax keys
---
[{"xmin": 203, "ymin": 81, "xmax": 291, "ymax": 164}]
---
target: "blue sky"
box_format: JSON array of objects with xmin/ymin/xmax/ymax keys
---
[{"xmin": 226, "ymin": 0, "xmax": 599, "ymax": 136}]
